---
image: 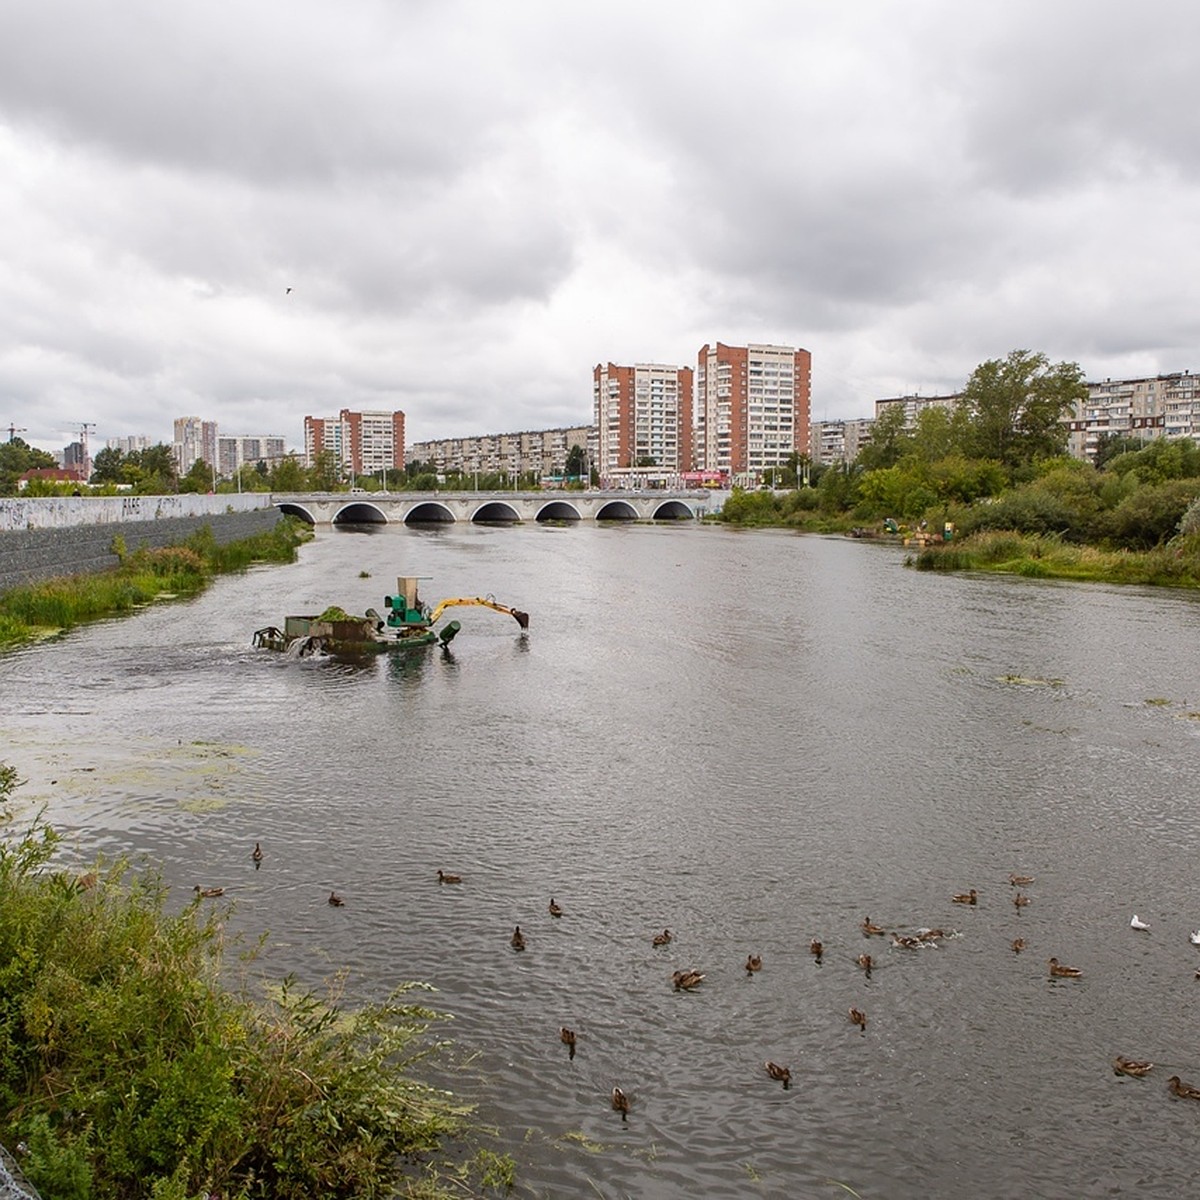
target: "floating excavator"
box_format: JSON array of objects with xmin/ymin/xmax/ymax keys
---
[{"xmin": 252, "ymin": 576, "xmax": 529, "ymax": 657}]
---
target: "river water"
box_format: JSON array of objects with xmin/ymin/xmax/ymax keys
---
[{"xmin": 3, "ymin": 523, "xmax": 1200, "ymax": 1198}]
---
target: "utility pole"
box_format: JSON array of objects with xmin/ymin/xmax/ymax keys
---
[{"xmin": 6, "ymin": 423, "xmax": 27, "ymax": 442}]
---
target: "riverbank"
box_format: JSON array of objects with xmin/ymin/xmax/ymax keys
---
[
  {"xmin": 0, "ymin": 765, "xmax": 503, "ymax": 1199},
  {"xmin": 908, "ymin": 529, "xmax": 1200, "ymax": 587},
  {"xmin": 0, "ymin": 518, "xmax": 312, "ymax": 651}
]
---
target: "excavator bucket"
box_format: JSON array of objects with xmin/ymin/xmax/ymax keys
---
[{"xmin": 512, "ymin": 609, "xmax": 530, "ymax": 630}]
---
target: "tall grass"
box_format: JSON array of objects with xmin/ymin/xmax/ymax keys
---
[
  {"xmin": 0, "ymin": 764, "xmax": 494, "ymax": 1199},
  {"xmin": 0, "ymin": 518, "xmax": 311, "ymax": 650}
]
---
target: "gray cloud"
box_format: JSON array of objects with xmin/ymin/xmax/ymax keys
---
[{"xmin": 2, "ymin": 0, "xmax": 1199, "ymax": 452}]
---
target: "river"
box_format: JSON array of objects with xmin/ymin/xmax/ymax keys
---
[{"xmin": 3, "ymin": 522, "xmax": 1199, "ymax": 1198}]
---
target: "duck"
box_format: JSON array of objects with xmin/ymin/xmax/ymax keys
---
[
  {"xmin": 861, "ymin": 916, "xmax": 887, "ymax": 936},
  {"xmin": 810, "ymin": 939, "xmax": 824, "ymax": 962},
  {"xmin": 193, "ymin": 885, "xmax": 225, "ymax": 898},
  {"xmin": 849, "ymin": 1007, "xmax": 867, "ymax": 1031},
  {"xmin": 560, "ymin": 1027, "xmax": 577, "ymax": 1058},
  {"xmin": 1011, "ymin": 938, "xmax": 1026, "ymax": 954},
  {"xmin": 764, "ymin": 1061, "xmax": 791, "ymax": 1089},
  {"xmin": 437, "ymin": 869, "xmax": 462, "ymax": 884},
  {"xmin": 251, "ymin": 842, "xmax": 263, "ymax": 867},
  {"xmin": 1013, "ymin": 893, "xmax": 1030, "ymax": 909},
  {"xmin": 892, "ymin": 933, "xmax": 922, "ymax": 950},
  {"xmin": 1112, "ymin": 1056, "xmax": 1154, "ymax": 1078},
  {"xmin": 510, "ymin": 925, "xmax": 526, "ymax": 951},
  {"xmin": 328, "ymin": 891, "xmax": 345, "ymax": 907},
  {"xmin": 1009, "ymin": 873, "xmax": 1034, "ymax": 886},
  {"xmin": 652, "ymin": 928, "xmax": 672, "ymax": 947},
  {"xmin": 1048, "ymin": 957, "xmax": 1081, "ymax": 978},
  {"xmin": 1130, "ymin": 914, "xmax": 1150, "ymax": 931},
  {"xmin": 611, "ymin": 1086, "xmax": 631, "ymax": 1120},
  {"xmin": 75, "ymin": 872, "xmax": 98, "ymax": 891},
  {"xmin": 745, "ymin": 954, "xmax": 763, "ymax": 974},
  {"xmin": 857, "ymin": 953, "xmax": 873, "ymax": 975},
  {"xmin": 548, "ymin": 898, "xmax": 563, "ymax": 917},
  {"xmin": 952, "ymin": 889, "xmax": 978, "ymax": 905},
  {"xmin": 916, "ymin": 928, "xmax": 947, "ymax": 942},
  {"xmin": 1168, "ymin": 1076, "xmax": 1200, "ymax": 1101},
  {"xmin": 672, "ymin": 969, "xmax": 705, "ymax": 991}
]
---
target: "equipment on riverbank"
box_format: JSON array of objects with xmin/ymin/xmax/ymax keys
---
[{"xmin": 252, "ymin": 575, "xmax": 529, "ymax": 658}]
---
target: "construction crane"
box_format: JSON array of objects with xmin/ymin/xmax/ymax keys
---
[{"xmin": 5, "ymin": 423, "xmax": 27, "ymax": 442}]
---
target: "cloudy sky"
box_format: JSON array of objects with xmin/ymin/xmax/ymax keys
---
[{"xmin": 3, "ymin": 1, "xmax": 1199, "ymax": 456}]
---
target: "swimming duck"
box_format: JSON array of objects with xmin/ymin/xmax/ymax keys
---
[
  {"xmin": 1130, "ymin": 914, "xmax": 1149, "ymax": 931},
  {"xmin": 328, "ymin": 891, "xmax": 345, "ymax": 907},
  {"xmin": 1013, "ymin": 893, "xmax": 1030, "ymax": 909},
  {"xmin": 437, "ymin": 870, "xmax": 462, "ymax": 884},
  {"xmin": 810, "ymin": 939, "xmax": 823, "ymax": 962},
  {"xmin": 861, "ymin": 916, "xmax": 886, "ymax": 936},
  {"xmin": 611, "ymin": 1086, "xmax": 631, "ymax": 1120},
  {"xmin": 511, "ymin": 925, "xmax": 526, "ymax": 951},
  {"xmin": 916, "ymin": 928, "xmax": 946, "ymax": 942},
  {"xmin": 193, "ymin": 885, "xmax": 225, "ymax": 898},
  {"xmin": 764, "ymin": 1061, "xmax": 791, "ymax": 1089},
  {"xmin": 548, "ymin": 898, "xmax": 563, "ymax": 917},
  {"xmin": 1011, "ymin": 938, "xmax": 1026, "ymax": 953},
  {"xmin": 1112, "ymin": 1056, "xmax": 1153, "ymax": 1078},
  {"xmin": 1009, "ymin": 873, "xmax": 1034, "ymax": 886},
  {"xmin": 892, "ymin": 933, "xmax": 922, "ymax": 950},
  {"xmin": 745, "ymin": 954, "xmax": 762, "ymax": 974},
  {"xmin": 952, "ymin": 889, "xmax": 978, "ymax": 905},
  {"xmin": 1168, "ymin": 1076, "xmax": 1200, "ymax": 1100},
  {"xmin": 1048, "ymin": 957, "xmax": 1081, "ymax": 978},
  {"xmin": 560, "ymin": 1027, "xmax": 577, "ymax": 1058},
  {"xmin": 857, "ymin": 953, "xmax": 873, "ymax": 975},
  {"xmin": 849, "ymin": 1007, "xmax": 867, "ymax": 1031},
  {"xmin": 672, "ymin": 969, "xmax": 705, "ymax": 991},
  {"xmin": 251, "ymin": 842, "xmax": 263, "ymax": 867},
  {"xmin": 652, "ymin": 929, "xmax": 672, "ymax": 947}
]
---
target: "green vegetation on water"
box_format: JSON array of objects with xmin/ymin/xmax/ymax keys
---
[
  {"xmin": 717, "ymin": 348, "xmax": 1200, "ymax": 588},
  {"xmin": 0, "ymin": 763, "xmax": 508, "ymax": 1199},
  {"xmin": 0, "ymin": 518, "xmax": 313, "ymax": 651}
]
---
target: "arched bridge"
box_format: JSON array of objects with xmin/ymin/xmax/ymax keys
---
[{"xmin": 273, "ymin": 490, "xmax": 721, "ymax": 526}]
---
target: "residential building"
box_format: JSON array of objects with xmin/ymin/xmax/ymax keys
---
[
  {"xmin": 593, "ymin": 362, "xmax": 693, "ymax": 486},
  {"xmin": 873, "ymin": 393, "xmax": 962, "ymax": 426},
  {"xmin": 409, "ymin": 425, "xmax": 591, "ymax": 482},
  {"xmin": 61, "ymin": 441, "xmax": 90, "ymax": 479},
  {"xmin": 304, "ymin": 409, "xmax": 405, "ymax": 479},
  {"xmin": 694, "ymin": 343, "xmax": 811, "ymax": 485},
  {"xmin": 106, "ymin": 435, "xmax": 151, "ymax": 456},
  {"xmin": 218, "ymin": 435, "xmax": 289, "ymax": 477},
  {"xmin": 173, "ymin": 417, "xmax": 219, "ymax": 476},
  {"xmin": 809, "ymin": 418, "xmax": 875, "ymax": 466},
  {"xmin": 1065, "ymin": 374, "xmax": 1200, "ymax": 461}
]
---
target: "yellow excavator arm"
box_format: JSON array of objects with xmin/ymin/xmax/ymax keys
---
[{"xmin": 428, "ymin": 596, "xmax": 530, "ymax": 629}]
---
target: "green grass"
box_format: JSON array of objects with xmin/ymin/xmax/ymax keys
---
[
  {"xmin": 0, "ymin": 763, "xmax": 490, "ymax": 1199},
  {"xmin": 0, "ymin": 518, "xmax": 311, "ymax": 650},
  {"xmin": 910, "ymin": 529, "xmax": 1200, "ymax": 587}
]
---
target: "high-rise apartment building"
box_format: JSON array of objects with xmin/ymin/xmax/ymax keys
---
[
  {"xmin": 173, "ymin": 417, "xmax": 219, "ymax": 476},
  {"xmin": 694, "ymin": 343, "xmax": 811, "ymax": 483},
  {"xmin": 593, "ymin": 362, "xmax": 693, "ymax": 483},
  {"xmin": 304, "ymin": 409, "xmax": 405, "ymax": 478},
  {"xmin": 218, "ymin": 435, "xmax": 289, "ymax": 477}
]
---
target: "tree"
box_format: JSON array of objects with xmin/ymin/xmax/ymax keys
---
[
  {"xmin": 0, "ymin": 437, "xmax": 56, "ymax": 495},
  {"xmin": 179, "ymin": 459, "xmax": 214, "ymax": 494},
  {"xmin": 856, "ymin": 405, "xmax": 912, "ymax": 470},
  {"xmin": 270, "ymin": 455, "xmax": 308, "ymax": 491},
  {"xmin": 307, "ymin": 450, "xmax": 341, "ymax": 491},
  {"xmin": 90, "ymin": 446, "xmax": 126, "ymax": 485},
  {"xmin": 564, "ymin": 445, "xmax": 587, "ymax": 480},
  {"xmin": 960, "ymin": 350, "xmax": 1086, "ymax": 470}
]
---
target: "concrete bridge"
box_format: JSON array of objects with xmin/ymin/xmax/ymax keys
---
[{"xmin": 273, "ymin": 489, "xmax": 725, "ymax": 526}]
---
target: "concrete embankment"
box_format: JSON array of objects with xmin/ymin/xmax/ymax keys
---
[{"xmin": 0, "ymin": 495, "xmax": 279, "ymax": 592}]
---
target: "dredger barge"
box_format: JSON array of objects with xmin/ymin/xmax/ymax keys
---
[{"xmin": 252, "ymin": 575, "xmax": 529, "ymax": 657}]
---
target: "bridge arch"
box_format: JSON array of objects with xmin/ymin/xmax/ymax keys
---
[
  {"xmin": 535, "ymin": 500, "xmax": 581, "ymax": 522},
  {"xmin": 276, "ymin": 501, "xmax": 317, "ymax": 524},
  {"xmin": 471, "ymin": 501, "xmax": 521, "ymax": 524},
  {"xmin": 333, "ymin": 501, "xmax": 388, "ymax": 524},
  {"xmin": 405, "ymin": 501, "xmax": 456, "ymax": 524},
  {"xmin": 595, "ymin": 500, "xmax": 638, "ymax": 521},
  {"xmin": 651, "ymin": 500, "xmax": 695, "ymax": 520}
]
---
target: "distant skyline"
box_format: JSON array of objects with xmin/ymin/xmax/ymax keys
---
[{"xmin": 3, "ymin": 1, "xmax": 1199, "ymax": 457}]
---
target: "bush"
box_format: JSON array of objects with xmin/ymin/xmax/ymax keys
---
[{"xmin": 1098, "ymin": 479, "xmax": 1200, "ymax": 550}]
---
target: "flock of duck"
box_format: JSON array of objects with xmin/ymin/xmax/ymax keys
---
[{"xmin": 192, "ymin": 851, "xmax": 1200, "ymax": 1119}]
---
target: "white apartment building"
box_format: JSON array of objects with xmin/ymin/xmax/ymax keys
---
[
  {"xmin": 1065, "ymin": 374, "xmax": 1200, "ymax": 460},
  {"xmin": 218, "ymin": 435, "xmax": 289, "ymax": 477},
  {"xmin": 409, "ymin": 426, "xmax": 592, "ymax": 481},
  {"xmin": 173, "ymin": 417, "xmax": 219, "ymax": 476},
  {"xmin": 809, "ymin": 418, "xmax": 875, "ymax": 466}
]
